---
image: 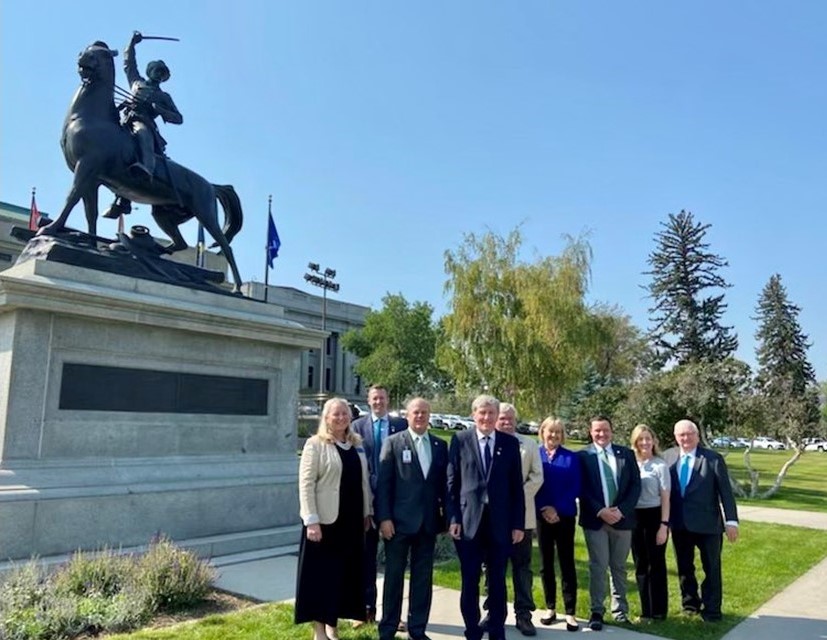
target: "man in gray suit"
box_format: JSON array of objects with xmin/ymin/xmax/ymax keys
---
[
  {"xmin": 663, "ymin": 419, "xmax": 738, "ymax": 622},
  {"xmin": 350, "ymin": 385, "xmax": 407, "ymax": 624},
  {"xmin": 375, "ymin": 397, "xmax": 448, "ymax": 640},
  {"xmin": 578, "ymin": 416, "xmax": 641, "ymax": 630}
]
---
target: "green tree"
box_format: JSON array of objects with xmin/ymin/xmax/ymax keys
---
[
  {"xmin": 645, "ymin": 210, "xmax": 738, "ymax": 366},
  {"xmin": 341, "ymin": 293, "xmax": 440, "ymax": 405},
  {"xmin": 440, "ymin": 228, "xmax": 601, "ymax": 417},
  {"xmin": 753, "ymin": 274, "xmax": 819, "ymax": 445}
]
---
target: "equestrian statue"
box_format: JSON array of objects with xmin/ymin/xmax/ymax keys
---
[{"xmin": 40, "ymin": 33, "xmax": 244, "ymax": 292}]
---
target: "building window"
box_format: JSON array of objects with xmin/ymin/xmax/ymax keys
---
[
  {"xmin": 325, "ymin": 367, "xmax": 331, "ymax": 392},
  {"xmin": 307, "ymin": 366, "xmax": 314, "ymax": 389},
  {"xmin": 326, "ymin": 336, "xmax": 332, "ymax": 356},
  {"xmin": 355, "ymin": 374, "xmax": 361, "ymax": 396},
  {"xmin": 0, "ymin": 252, "xmax": 12, "ymax": 262}
]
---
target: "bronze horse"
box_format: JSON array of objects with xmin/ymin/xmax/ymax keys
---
[{"xmin": 41, "ymin": 41, "xmax": 244, "ymax": 291}]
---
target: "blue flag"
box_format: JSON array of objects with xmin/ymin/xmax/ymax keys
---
[
  {"xmin": 196, "ymin": 223, "xmax": 206, "ymax": 268},
  {"xmin": 267, "ymin": 211, "xmax": 281, "ymax": 268}
]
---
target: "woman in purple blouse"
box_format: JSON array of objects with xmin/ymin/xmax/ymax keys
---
[{"xmin": 535, "ymin": 417, "xmax": 582, "ymax": 632}]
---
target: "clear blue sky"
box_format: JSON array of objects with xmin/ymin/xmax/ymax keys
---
[{"xmin": 2, "ymin": 1, "xmax": 825, "ymax": 380}]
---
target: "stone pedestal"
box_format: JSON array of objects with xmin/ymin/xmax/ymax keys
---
[{"xmin": 0, "ymin": 260, "xmax": 323, "ymax": 564}]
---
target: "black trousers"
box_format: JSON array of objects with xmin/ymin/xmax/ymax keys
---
[
  {"xmin": 631, "ymin": 507, "xmax": 668, "ymax": 618},
  {"xmin": 379, "ymin": 530, "xmax": 436, "ymax": 640},
  {"xmin": 363, "ymin": 524, "xmax": 380, "ymax": 613},
  {"xmin": 536, "ymin": 515, "xmax": 577, "ymax": 615},
  {"xmin": 671, "ymin": 528, "xmax": 724, "ymax": 619},
  {"xmin": 483, "ymin": 529, "xmax": 535, "ymax": 618}
]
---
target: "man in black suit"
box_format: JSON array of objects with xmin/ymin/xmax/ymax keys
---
[
  {"xmin": 375, "ymin": 397, "xmax": 448, "ymax": 640},
  {"xmin": 350, "ymin": 384, "xmax": 407, "ymax": 625},
  {"xmin": 447, "ymin": 395, "xmax": 525, "ymax": 640},
  {"xmin": 578, "ymin": 416, "xmax": 641, "ymax": 630},
  {"xmin": 663, "ymin": 419, "xmax": 738, "ymax": 622}
]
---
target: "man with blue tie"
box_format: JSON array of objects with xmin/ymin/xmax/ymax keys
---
[
  {"xmin": 578, "ymin": 416, "xmax": 641, "ymax": 630},
  {"xmin": 350, "ymin": 385, "xmax": 407, "ymax": 625},
  {"xmin": 376, "ymin": 397, "xmax": 448, "ymax": 640},
  {"xmin": 447, "ymin": 395, "xmax": 525, "ymax": 640},
  {"xmin": 662, "ymin": 419, "xmax": 738, "ymax": 622}
]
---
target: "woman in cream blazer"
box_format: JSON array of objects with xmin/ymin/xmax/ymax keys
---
[{"xmin": 294, "ymin": 397, "xmax": 372, "ymax": 640}]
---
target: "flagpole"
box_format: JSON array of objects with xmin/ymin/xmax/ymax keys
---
[{"xmin": 264, "ymin": 195, "xmax": 272, "ymax": 303}]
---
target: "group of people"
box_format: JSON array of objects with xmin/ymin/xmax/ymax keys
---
[{"xmin": 294, "ymin": 386, "xmax": 739, "ymax": 640}]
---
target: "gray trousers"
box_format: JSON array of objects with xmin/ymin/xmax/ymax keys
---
[{"xmin": 583, "ymin": 524, "xmax": 632, "ymax": 617}]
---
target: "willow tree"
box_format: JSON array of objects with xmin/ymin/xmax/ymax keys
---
[{"xmin": 440, "ymin": 228, "xmax": 602, "ymax": 417}]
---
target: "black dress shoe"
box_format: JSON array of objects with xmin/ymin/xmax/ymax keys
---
[
  {"xmin": 588, "ymin": 612, "xmax": 604, "ymax": 631},
  {"xmin": 539, "ymin": 611, "xmax": 556, "ymax": 625},
  {"xmin": 479, "ymin": 613, "xmax": 490, "ymax": 632},
  {"xmin": 515, "ymin": 616, "xmax": 537, "ymax": 636},
  {"xmin": 565, "ymin": 615, "xmax": 579, "ymax": 632}
]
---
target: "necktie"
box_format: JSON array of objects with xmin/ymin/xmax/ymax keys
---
[
  {"xmin": 600, "ymin": 448, "xmax": 618, "ymax": 505},
  {"xmin": 483, "ymin": 436, "xmax": 492, "ymax": 477},
  {"xmin": 416, "ymin": 435, "xmax": 430, "ymax": 477},
  {"xmin": 680, "ymin": 455, "xmax": 691, "ymax": 496},
  {"xmin": 373, "ymin": 419, "xmax": 382, "ymax": 469}
]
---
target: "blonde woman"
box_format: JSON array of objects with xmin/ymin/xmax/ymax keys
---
[
  {"xmin": 534, "ymin": 417, "xmax": 581, "ymax": 632},
  {"xmin": 295, "ymin": 398, "xmax": 372, "ymax": 640},
  {"xmin": 629, "ymin": 424, "xmax": 671, "ymax": 621}
]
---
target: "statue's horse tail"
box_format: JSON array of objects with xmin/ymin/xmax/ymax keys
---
[{"xmin": 212, "ymin": 184, "xmax": 243, "ymax": 248}]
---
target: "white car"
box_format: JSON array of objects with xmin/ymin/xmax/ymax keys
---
[
  {"xmin": 803, "ymin": 438, "xmax": 827, "ymax": 452},
  {"xmin": 752, "ymin": 436, "xmax": 786, "ymax": 450}
]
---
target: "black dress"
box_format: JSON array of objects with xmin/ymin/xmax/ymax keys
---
[{"xmin": 295, "ymin": 442, "xmax": 366, "ymax": 625}]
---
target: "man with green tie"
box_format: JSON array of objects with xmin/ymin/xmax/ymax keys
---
[
  {"xmin": 375, "ymin": 397, "xmax": 449, "ymax": 640},
  {"xmin": 577, "ymin": 416, "xmax": 641, "ymax": 630},
  {"xmin": 350, "ymin": 385, "xmax": 406, "ymax": 625}
]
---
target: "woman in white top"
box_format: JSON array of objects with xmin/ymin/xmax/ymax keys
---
[
  {"xmin": 295, "ymin": 398, "xmax": 372, "ymax": 640},
  {"xmin": 630, "ymin": 424, "xmax": 671, "ymax": 622}
]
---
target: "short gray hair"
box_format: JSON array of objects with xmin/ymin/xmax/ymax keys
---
[
  {"xmin": 498, "ymin": 402, "xmax": 518, "ymax": 421},
  {"xmin": 471, "ymin": 394, "xmax": 500, "ymax": 413},
  {"xmin": 674, "ymin": 419, "xmax": 699, "ymax": 434}
]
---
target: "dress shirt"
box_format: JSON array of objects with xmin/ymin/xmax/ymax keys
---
[{"xmin": 595, "ymin": 444, "xmax": 618, "ymax": 507}]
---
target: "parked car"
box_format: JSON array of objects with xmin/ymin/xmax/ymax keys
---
[
  {"xmin": 803, "ymin": 438, "xmax": 827, "ymax": 452},
  {"xmin": 752, "ymin": 436, "xmax": 786, "ymax": 450},
  {"xmin": 711, "ymin": 436, "xmax": 732, "ymax": 448},
  {"xmin": 731, "ymin": 437, "xmax": 751, "ymax": 448}
]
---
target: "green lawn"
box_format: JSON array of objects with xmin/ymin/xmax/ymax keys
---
[
  {"xmin": 104, "ymin": 520, "xmax": 827, "ymax": 640},
  {"xmin": 720, "ymin": 447, "xmax": 827, "ymax": 512}
]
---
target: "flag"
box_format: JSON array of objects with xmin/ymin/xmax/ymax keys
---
[
  {"xmin": 266, "ymin": 208, "xmax": 281, "ymax": 269},
  {"xmin": 28, "ymin": 189, "xmax": 40, "ymax": 231},
  {"xmin": 117, "ymin": 213, "xmax": 125, "ymax": 235},
  {"xmin": 196, "ymin": 223, "xmax": 206, "ymax": 268}
]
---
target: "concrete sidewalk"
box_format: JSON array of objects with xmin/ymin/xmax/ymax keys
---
[{"xmin": 213, "ymin": 506, "xmax": 827, "ymax": 638}]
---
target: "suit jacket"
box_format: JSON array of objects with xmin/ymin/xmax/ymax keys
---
[
  {"xmin": 298, "ymin": 435, "xmax": 372, "ymax": 525},
  {"xmin": 351, "ymin": 414, "xmax": 407, "ymax": 495},
  {"xmin": 662, "ymin": 445, "xmax": 738, "ymax": 535},
  {"xmin": 375, "ymin": 429, "xmax": 449, "ymax": 536},
  {"xmin": 578, "ymin": 443, "xmax": 641, "ymax": 531},
  {"xmin": 516, "ymin": 433, "xmax": 544, "ymax": 530},
  {"xmin": 446, "ymin": 429, "xmax": 525, "ymax": 544}
]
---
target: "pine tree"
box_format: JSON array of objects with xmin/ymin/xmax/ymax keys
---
[
  {"xmin": 644, "ymin": 210, "xmax": 738, "ymax": 366},
  {"xmin": 754, "ymin": 274, "xmax": 816, "ymax": 397}
]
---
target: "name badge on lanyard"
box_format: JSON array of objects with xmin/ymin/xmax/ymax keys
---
[{"xmin": 402, "ymin": 448, "xmax": 412, "ymax": 464}]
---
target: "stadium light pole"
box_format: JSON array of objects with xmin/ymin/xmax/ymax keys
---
[{"xmin": 304, "ymin": 263, "xmax": 339, "ymax": 396}]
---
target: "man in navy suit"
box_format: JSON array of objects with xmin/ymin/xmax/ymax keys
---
[
  {"xmin": 662, "ymin": 419, "xmax": 738, "ymax": 622},
  {"xmin": 376, "ymin": 397, "xmax": 448, "ymax": 640},
  {"xmin": 350, "ymin": 384, "xmax": 407, "ymax": 624},
  {"xmin": 578, "ymin": 416, "xmax": 641, "ymax": 630},
  {"xmin": 447, "ymin": 395, "xmax": 526, "ymax": 640}
]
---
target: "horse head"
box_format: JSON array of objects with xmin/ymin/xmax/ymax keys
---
[{"xmin": 77, "ymin": 41, "xmax": 118, "ymax": 85}]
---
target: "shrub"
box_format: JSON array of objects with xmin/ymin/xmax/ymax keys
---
[
  {"xmin": 0, "ymin": 537, "xmax": 212, "ymax": 640},
  {"xmin": 135, "ymin": 536, "xmax": 215, "ymax": 612},
  {"xmin": 52, "ymin": 547, "xmax": 136, "ymax": 598}
]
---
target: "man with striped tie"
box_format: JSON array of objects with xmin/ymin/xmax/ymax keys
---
[
  {"xmin": 662, "ymin": 419, "xmax": 739, "ymax": 623},
  {"xmin": 577, "ymin": 416, "xmax": 641, "ymax": 630}
]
